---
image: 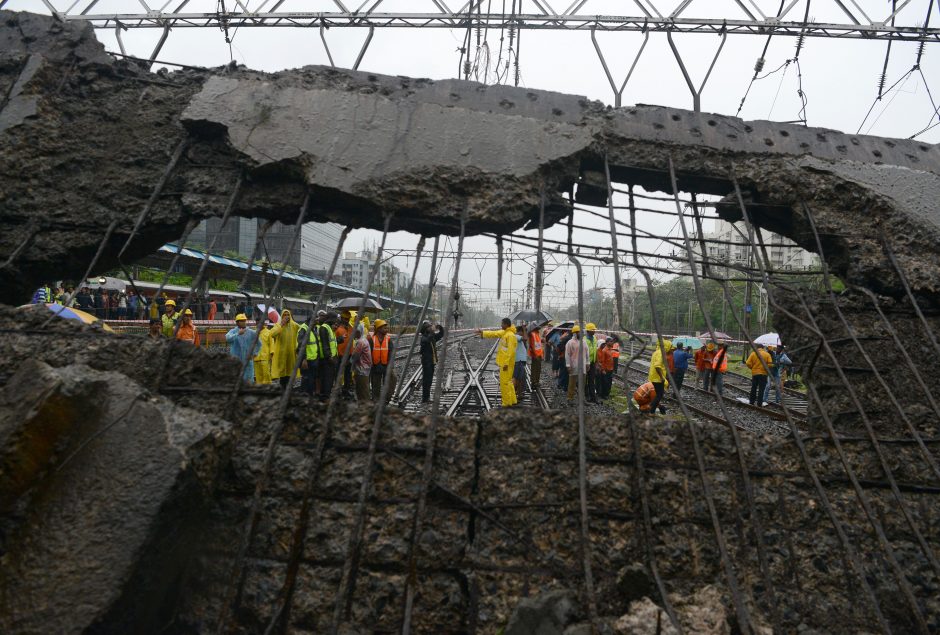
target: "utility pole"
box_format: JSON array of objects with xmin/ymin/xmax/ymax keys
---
[{"xmin": 743, "ymin": 223, "xmax": 755, "ymax": 349}]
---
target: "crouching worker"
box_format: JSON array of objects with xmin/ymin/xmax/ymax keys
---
[
  {"xmin": 477, "ymin": 318, "xmax": 518, "ymax": 407},
  {"xmin": 632, "ymin": 380, "xmax": 668, "ymax": 416},
  {"xmin": 225, "ymin": 313, "xmax": 260, "ymax": 382}
]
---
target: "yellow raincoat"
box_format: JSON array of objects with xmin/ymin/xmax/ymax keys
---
[
  {"xmin": 746, "ymin": 348, "xmax": 773, "ymax": 376},
  {"xmin": 648, "ymin": 339, "xmax": 673, "ymax": 383},
  {"xmin": 269, "ymin": 309, "xmax": 301, "ymax": 381},
  {"xmin": 482, "ymin": 325, "xmax": 518, "ymax": 406},
  {"xmin": 253, "ymin": 326, "xmax": 274, "ymax": 384}
]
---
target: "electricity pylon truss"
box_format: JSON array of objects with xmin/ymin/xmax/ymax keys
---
[
  {"xmin": 27, "ymin": 0, "xmax": 940, "ymax": 42},
  {"xmin": 17, "ymin": 1, "xmax": 940, "ymax": 114}
]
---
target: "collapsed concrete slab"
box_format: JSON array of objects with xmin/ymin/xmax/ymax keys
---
[
  {"xmin": 2, "ymin": 9, "xmax": 939, "ymax": 305},
  {"xmin": 0, "ymin": 358, "xmax": 232, "ymax": 634}
]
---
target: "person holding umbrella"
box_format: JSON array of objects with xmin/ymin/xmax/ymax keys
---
[
  {"xmin": 226, "ymin": 313, "xmax": 260, "ymax": 383},
  {"xmin": 419, "ymin": 320, "xmax": 445, "ymax": 403}
]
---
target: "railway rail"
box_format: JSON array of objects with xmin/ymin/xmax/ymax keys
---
[{"xmin": 397, "ymin": 335, "xmax": 549, "ymax": 416}]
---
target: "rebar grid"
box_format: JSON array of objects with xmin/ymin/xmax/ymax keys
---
[
  {"xmin": 401, "ymin": 211, "xmax": 467, "ymax": 634},
  {"xmin": 7, "ymin": 143, "xmax": 940, "ymax": 634}
]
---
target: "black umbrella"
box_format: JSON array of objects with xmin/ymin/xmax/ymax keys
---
[
  {"xmin": 331, "ymin": 297, "xmax": 385, "ymax": 313},
  {"xmin": 508, "ymin": 308, "xmax": 553, "ymax": 326}
]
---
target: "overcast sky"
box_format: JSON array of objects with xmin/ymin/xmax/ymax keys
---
[{"xmin": 12, "ymin": 1, "xmax": 939, "ymax": 314}]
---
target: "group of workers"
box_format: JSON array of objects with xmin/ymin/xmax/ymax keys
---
[
  {"xmin": 152, "ymin": 299, "xmax": 793, "ymax": 414},
  {"xmin": 475, "ymin": 316, "xmax": 794, "ymax": 418},
  {"xmin": 152, "ymin": 298, "xmax": 437, "ymax": 403},
  {"xmin": 473, "ymin": 320, "xmax": 621, "ymax": 408},
  {"xmin": 633, "ymin": 339, "xmax": 792, "ymax": 416}
]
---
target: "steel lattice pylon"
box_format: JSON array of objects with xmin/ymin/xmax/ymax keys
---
[{"xmin": 25, "ymin": 0, "xmax": 940, "ymax": 41}]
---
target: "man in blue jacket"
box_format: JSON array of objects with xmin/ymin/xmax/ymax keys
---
[{"xmin": 671, "ymin": 343, "xmax": 692, "ymax": 394}]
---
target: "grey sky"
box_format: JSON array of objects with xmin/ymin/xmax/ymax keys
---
[{"xmin": 12, "ymin": 1, "xmax": 938, "ymax": 313}]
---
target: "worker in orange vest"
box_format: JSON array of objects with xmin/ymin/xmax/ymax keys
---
[
  {"xmin": 527, "ymin": 321, "xmax": 544, "ymax": 389},
  {"xmin": 370, "ymin": 319, "xmax": 396, "ymax": 402},
  {"xmin": 596, "ymin": 339, "xmax": 615, "ymax": 399},
  {"xmin": 608, "ymin": 335, "xmax": 621, "ymax": 373},
  {"xmin": 711, "ymin": 343, "xmax": 729, "ymax": 396},
  {"xmin": 696, "ymin": 342, "xmax": 716, "ymax": 390},
  {"xmin": 175, "ymin": 309, "xmax": 200, "ymax": 346},
  {"xmin": 633, "ymin": 380, "xmax": 667, "ymax": 415}
]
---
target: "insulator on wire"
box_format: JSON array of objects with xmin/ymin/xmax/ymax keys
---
[
  {"xmin": 916, "ymin": 41, "xmax": 926, "ymax": 65},
  {"xmin": 463, "ymin": 59, "xmax": 472, "ymax": 78},
  {"xmin": 794, "ymin": 33, "xmax": 806, "ymax": 58},
  {"xmin": 754, "ymin": 57, "xmax": 765, "ymax": 73},
  {"xmin": 876, "ymin": 71, "xmax": 887, "ymax": 99}
]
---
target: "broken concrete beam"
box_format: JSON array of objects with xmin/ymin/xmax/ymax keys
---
[
  {"xmin": 1, "ymin": 8, "xmax": 939, "ymax": 306},
  {"xmin": 0, "ymin": 359, "xmax": 231, "ymax": 634}
]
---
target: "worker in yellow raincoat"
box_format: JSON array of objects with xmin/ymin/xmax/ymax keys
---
[
  {"xmin": 269, "ymin": 308, "xmax": 301, "ymax": 388},
  {"xmin": 253, "ymin": 318, "xmax": 275, "ymax": 384},
  {"xmin": 477, "ymin": 318, "xmax": 518, "ymax": 407},
  {"xmin": 647, "ymin": 338, "xmax": 673, "ymax": 416}
]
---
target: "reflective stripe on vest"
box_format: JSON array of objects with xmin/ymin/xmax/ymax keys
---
[
  {"xmin": 634, "ymin": 383, "xmax": 654, "ymax": 406},
  {"xmin": 712, "ymin": 351, "xmax": 728, "ymax": 372},
  {"xmin": 586, "ymin": 336, "xmax": 598, "ymax": 362},
  {"xmin": 529, "ymin": 332, "xmax": 543, "ymax": 358},
  {"xmin": 372, "ymin": 334, "xmax": 389, "ymax": 365},
  {"xmin": 298, "ymin": 324, "xmax": 319, "ymax": 360},
  {"xmin": 319, "ymin": 324, "xmax": 337, "ymax": 358}
]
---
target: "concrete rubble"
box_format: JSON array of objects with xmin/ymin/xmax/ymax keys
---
[{"xmin": 1, "ymin": 8, "xmax": 940, "ymax": 635}]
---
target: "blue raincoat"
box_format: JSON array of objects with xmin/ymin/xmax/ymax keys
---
[{"xmin": 226, "ymin": 326, "xmax": 261, "ymax": 382}]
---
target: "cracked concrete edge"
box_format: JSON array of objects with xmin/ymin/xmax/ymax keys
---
[{"xmin": 1, "ymin": 9, "xmax": 940, "ymax": 305}]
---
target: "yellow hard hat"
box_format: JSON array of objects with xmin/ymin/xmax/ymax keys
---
[
  {"xmin": 571, "ymin": 325, "xmax": 581, "ymax": 333},
  {"xmin": 706, "ymin": 342, "xmax": 715, "ymax": 350},
  {"xmin": 183, "ymin": 308, "xmax": 193, "ymax": 316},
  {"xmin": 165, "ymin": 299, "xmax": 176, "ymax": 307},
  {"xmin": 586, "ymin": 323, "xmax": 597, "ymax": 331},
  {"xmin": 374, "ymin": 319, "xmax": 387, "ymax": 329},
  {"xmin": 235, "ymin": 313, "xmax": 247, "ymax": 321}
]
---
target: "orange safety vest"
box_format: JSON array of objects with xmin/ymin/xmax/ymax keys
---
[
  {"xmin": 528, "ymin": 331, "xmax": 544, "ymax": 359},
  {"xmin": 336, "ymin": 325, "xmax": 350, "ymax": 355},
  {"xmin": 176, "ymin": 322, "xmax": 200, "ymax": 346},
  {"xmin": 372, "ymin": 334, "xmax": 390, "ymax": 365},
  {"xmin": 633, "ymin": 382, "xmax": 655, "ymax": 410},
  {"xmin": 610, "ymin": 341, "xmax": 620, "ymax": 358},
  {"xmin": 711, "ymin": 350, "xmax": 728, "ymax": 373}
]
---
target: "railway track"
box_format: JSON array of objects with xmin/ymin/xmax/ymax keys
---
[
  {"xmin": 614, "ymin": 342, "xmax": 809, "ymax": 419},
  {"xmin": 616, "ymin": 361, "xmax": 796, "ymax": 436},
  {"xmin": 398, "ymin": 335, "xmax": 548, "ymax": 416}
]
